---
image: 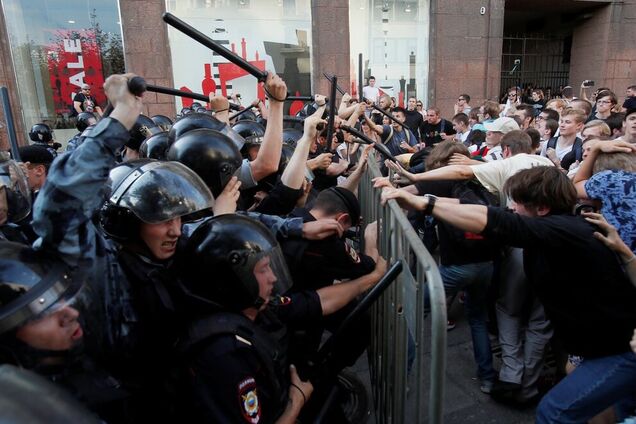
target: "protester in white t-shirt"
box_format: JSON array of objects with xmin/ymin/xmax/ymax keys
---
[{"xmin": 362, "ymin": 76, "xmax": 380, "ymax": 104}]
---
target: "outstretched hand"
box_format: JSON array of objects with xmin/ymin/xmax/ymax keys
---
[
  {"xmin": 380, "ymin": 186, "xmax": 426, "ymax": 210},
  {"xmin": 583, "ymin": 211, "xmax": 632, "ymax": 256},
  {"xmin": 213, "ymin": 176, "xmax": 241, "ymax": 215},
  {"xmin": 385, "ymin": 159, "xmax": 416, "ymax": 182}
]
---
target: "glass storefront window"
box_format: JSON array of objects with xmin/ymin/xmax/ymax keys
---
[
  {"xmin": 1, "ymin": 0, "xmax": 124, "ymax": 134},
  {"xmin": 350, "ymin": 0, "xmax": 429, "ymax": 107},
  {"xmin": 165, "ymin": 0, "xmax": 312, "ymax": 115}
]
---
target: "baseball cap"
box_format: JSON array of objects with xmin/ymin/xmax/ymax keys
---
[
  {"xmin": 328, "ymin": 186, "xmax": 360, "ymax": 227},
  {"xmin": 18, "ymin": 145, "xmax": 54, "ymax": 165},
  {"xmin": 483, "ymin": 117, "xmax": 520, "ymax": 134}
]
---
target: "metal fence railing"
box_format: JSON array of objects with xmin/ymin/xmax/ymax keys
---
[{"xmin": 359, "ymin": 153, "xmax": 447, "ymax": 424}]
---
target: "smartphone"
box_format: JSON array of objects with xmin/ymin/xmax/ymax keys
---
[{"xmin": 583, "ymin": 80, "xmax": 595, "ymax": 87}]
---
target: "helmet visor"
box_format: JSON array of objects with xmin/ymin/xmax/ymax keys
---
[
  {"xmin": 0, "ymin": 259, "xmax": 81, "ymax": 335},
  {"xmin": 232, "ymin": 244, "xmax": 293, "ymax": 307},
  {"xmin": 111, "ymin": 161, "xmax": 214, "ymax": 224},
  {"xmin": 0, "ymin": 160, "xmax": 31, "ymax": 223}
]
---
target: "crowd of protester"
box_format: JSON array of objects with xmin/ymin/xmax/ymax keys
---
[
  {"xmin": 0, "ymin": 68, "xmax": 635, "ymax": 423},
  {"xmin": 368, "ymin": 80, "xmax": 636, "ymax": 423}
]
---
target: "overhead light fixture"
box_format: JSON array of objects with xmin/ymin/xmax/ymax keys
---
[
  {"xmin": 67, "ymin": 20, "xmax": 75, "ymax": 24},
  {"xmin": 405, "ymin": 3, "xmax": 412, "ymax": 13}
]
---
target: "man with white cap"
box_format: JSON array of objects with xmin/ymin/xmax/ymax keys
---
[
  {"xmin": 73, "ymin": 83, "xmax": 103, "ymax": 117},
  {"xmin": 482, "ymin": 116, "xmax": 520, "ymax": 162}
]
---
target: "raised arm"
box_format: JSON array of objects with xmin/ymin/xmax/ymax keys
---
[
  {"xmin": 364, "ymin": 114, "xmax": 384, "ymax": 136},
  {"xmin": 33, "ymin": 74, "xmax": 142, "ymax": 265},
  {"xmin": 250, "ymin": 72, "xmax": 287, "ymax": 181},
  {"xmin": 281, "ymin": 105, "xmax": 326, "ymax": 189},
  {"xmin": 573, "ymin": 139, "xmax": 636, "ymax": 198}
]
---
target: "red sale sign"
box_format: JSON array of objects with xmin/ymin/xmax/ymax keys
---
[{"xmin": 46, "ymin": 29, "xmax": 106, "ymax": 114}]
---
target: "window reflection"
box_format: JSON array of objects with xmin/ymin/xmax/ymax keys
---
[
  {"xmin": 2, "ymin": 0, "xmax": 124, "ymax": 131},
  {"xmin": 351, "ymin": 0, "xmax": 428, "ymax": 107},
  {"xmin": 165, "ymin": 0, "xmax": 311, "ymax": 115}
]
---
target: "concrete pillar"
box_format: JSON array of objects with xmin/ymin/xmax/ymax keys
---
[
  {"xmin": 311, "ymin": 0, "xmax": 351, "ymax": 98},
  {"xmin": 428, "ymin": 0, "xmax": 505, "ymax": 117},
  {"xmin": 119, "ymin": 0, "xmax": 176, "ymax": 117}
]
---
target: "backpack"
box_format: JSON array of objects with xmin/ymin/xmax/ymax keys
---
[{"xmin": 546, "ymin": 136, "xmax": 583, "ymax": 163}]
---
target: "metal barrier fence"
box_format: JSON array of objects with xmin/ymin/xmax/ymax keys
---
[{"xmin": 359, "ymin": 153, "xmax": 447, "ymax": 424}]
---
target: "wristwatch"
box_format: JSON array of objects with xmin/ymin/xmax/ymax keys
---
[{"xmin": 423, "ymin": 194, "xmax": 438, "ymax": 215}]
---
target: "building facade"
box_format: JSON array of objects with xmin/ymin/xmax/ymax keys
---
[{"xmin": 0, "ymin": 0, "xmax": 633, "ymax": 149}]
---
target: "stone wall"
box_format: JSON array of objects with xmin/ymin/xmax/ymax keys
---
[
  {"xmin": 311, "ymin": 0, "xmax": 351, "ymax": 98},
  {"xmin": 570, "ymin": 0, "xmax": 636, "ymax": 95},
  {"xmin": 120, "ymin": 0, "xmax": 176, "ymax": 117},
  {"xmin": 428, "ymin": 0, "xmax": 505, "ymax": 118}
]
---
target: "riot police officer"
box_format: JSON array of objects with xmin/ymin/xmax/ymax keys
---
[
  {"xmin": 176, "ymin": 214, "xmax": 385, "ymax": 423},
  {"xmin": 31, "ymin": 73, "xmax": 344, "ymax": 421},
  {"xmin": 0, "ymin": 241, "xmax": 127, "ymax": 421},
  {"xmin": 66, "ymin": 112, "xmax": 97, "ymax": 152},
  {"xmin": 29, "ymin": 123, "xmax": 61, "ymax": 157}
]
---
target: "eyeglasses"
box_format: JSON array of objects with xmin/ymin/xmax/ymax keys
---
[
  {"xmin": 508, "ymin": 94, "xmax": 517, "ymax": 98},
  {"xmin": 416, "ymin": 103, "xmax": 422, "ymax": 107}
]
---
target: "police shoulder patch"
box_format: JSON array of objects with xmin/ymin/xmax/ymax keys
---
[
  {"xmin": 238, "ymin": 377, "xmax": 261, "ymax": 423},
  {"xmin": 344, "ymin": 242, "xmax": 361, "ymax": 264}
]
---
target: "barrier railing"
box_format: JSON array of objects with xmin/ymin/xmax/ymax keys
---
[{"xmin": 359, "ymin": 153, "xmax": 447, "ymax": 424}]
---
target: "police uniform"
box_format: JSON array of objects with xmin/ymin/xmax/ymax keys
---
[
  {"xmin": 281, "ymin": 204, "xmax": 376, "ymax": 374},
  {"xmin": 282, "ymin": 207, "xmax": 376, "ymax": 291},
  {"xmin": 180, "ymin": 291, "xmax": 322, "ymax": 423},
  {"xmin": 32, "ymin": 116, "xmax": 309, "ymax": 420}
]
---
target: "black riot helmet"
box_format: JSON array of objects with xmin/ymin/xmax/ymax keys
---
[
  {"xmin": 28, "ymin": 124, "xmax": 53, "ymax": 143},
  {"xmin": 282, "ymin": 127, "xmax": 303, "ymax": 148},
  {"xmin": 278, "ymin": 144, "xmax": 294, "ymax": 174},
  {"xmin": 0, "ymin": 242, "xmax": 81, "ymax": 336},
  {"xmin": 167, "ymin": 128, "xmax": 242, "ymax": 197},
  {"xmin": 99, "ymin": 159, "xmax": 214, "ymax": 241},
  {"xmin": 231, "ymin": 120, "xmax": 265, "ymax": 141},
  {"xmin": 178, "ymin": 107, "xmax": 192, "ymax": 118},
  {"xmin": 236, "ymin": 109, "xmax": 257, "ymax": 122},
  {"xmin": 139, "ymin": 131, "xmax": 170, "ymax": 160},
  {"xmin": 150, "ymin": 114, "xmax": 173, "ymax": 132},
  {"xmin": 168, "ymin": 112, "xmax": 245, "ymax": 151},
  {"xmin": 179, "ymin": 214, "xmax": 293, "ymax": 312},
  {"xmin": 127, "ymin": 114, "xmax": 160, "ymax": 151},
  {"xmin": 75, "ymin": 112, "xmax": 97, "ymax": 132},
  {"xmin": 233, "ymin": 120, "xmax": 266, "ymax": 158},
  {"xmin": 0, "ymin": 158, "xmax": 31, "ymax": 224}
]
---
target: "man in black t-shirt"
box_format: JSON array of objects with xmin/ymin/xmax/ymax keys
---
[
  {"xmin": 73, "ymin": 83, "xmax": 103, "ymax": 116},
  {"xmin": 404, "ymin": 96, "xmax": 424, "ymax": 140},
  {"xmin": 419, "ymin": 107, "xmax": 455, "ymax": 147},
  {"xmin": 380, "ymin": 165, "xmax": 636, "ymax": 423}
]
